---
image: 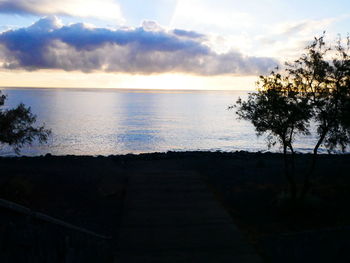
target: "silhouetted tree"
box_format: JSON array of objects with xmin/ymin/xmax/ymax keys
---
[
  {"xmin": 233, "ymin": 71, "xmax": 311, "ymax": 201},
  {"xmin": 287, "ymin": 34, "xmax": 350, "ymax": 198},
  {"xmin": 234, "ymin": 34, "xmax": 350, "ymax": 201},
  {"xmin": 0, "ymin": 90, "xmax": 50, "ymax": 154}
]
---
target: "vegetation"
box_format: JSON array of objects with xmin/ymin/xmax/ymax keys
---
[
  {"xmin": 0, "ymin": 90, "xmax": 50, "ymax": 154},
  {"xmin": 233, "ymin": 34, "xmax": 350, "ymax": 202}
]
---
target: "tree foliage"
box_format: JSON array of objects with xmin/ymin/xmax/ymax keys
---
[
  {"xmin": 235, "ymin": 71, "xmax": 311, "ymax": 150},
  {"xmin": 287, "ymin": 35, "xmax": 350, "ymax": 153},
  {"xmin": 0, "ymin": 90, "xmax": 50, "ymax": 154}
]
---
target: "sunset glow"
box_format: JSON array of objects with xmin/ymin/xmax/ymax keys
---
[{"xmin": 0, "ymin": 0, "xmax": 349, "ymax": 90}]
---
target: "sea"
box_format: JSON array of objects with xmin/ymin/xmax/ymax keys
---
[{"xmin": 0, "ymin": 87, "xmax": 323, "ymax": 156}]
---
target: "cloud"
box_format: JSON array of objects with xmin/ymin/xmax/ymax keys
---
[
  {"xmin": 0, "ymin": 0, "xmax": 124, "ymax": 22},
  {"xmin": 172, "ymin": 29, "xmax": 205, "ymax": 39},
  {"xmin": 274, "ymin": 18, "xmax": 336, "ymax": 37},
  {"xmin": 0, "ymin": 17, "xmax": 278, "ymax": 75},
  {"xmin": 254, "ymin": 17, "xmax": 341, "ymax": 59}
]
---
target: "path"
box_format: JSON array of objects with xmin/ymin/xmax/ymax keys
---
[{"xmin": 115, "ymin": 171, "xmax": 262, "ymax": 262}]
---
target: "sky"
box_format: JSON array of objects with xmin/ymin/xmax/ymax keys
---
[{"xmin": 0, "ymin": 0, "xmax": 349, "ymax": 90}]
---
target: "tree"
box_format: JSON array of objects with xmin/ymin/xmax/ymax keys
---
[
  {"xmin": 0, "ymin": 90, "xmax": 50, "ymax": 154},
  {"xmin": 232, "ymin": 71, "xmax": 311, "ymax": 201},
  {"xmin": 234, "ymin": 34, "xmax": 350, "ymax": 201},
  {"xmin": 286, "ymin": 35, "xmax": 350, "ymax": 198}
]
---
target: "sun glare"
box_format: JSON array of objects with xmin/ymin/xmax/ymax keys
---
[{"xmin": 0, "ymin": 70, "xmax": 257, "ymax": 91}]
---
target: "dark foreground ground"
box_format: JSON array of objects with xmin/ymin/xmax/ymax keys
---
[{"xmin": 0, "ymin": 151, "xmax": 349, "ymax": 262}]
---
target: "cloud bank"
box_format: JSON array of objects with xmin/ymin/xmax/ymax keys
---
[
  {"xmin": 0, "ymin": 17, "xmax": 278, "ymax": 76},
  {"xmin": 0, "ymin": 0, "xmax": 124, "ymax": 21}
]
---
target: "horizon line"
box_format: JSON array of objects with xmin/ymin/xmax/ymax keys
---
[{"xmin": 0, "ymin": 86, "xmax": 254, "ymax": 93}]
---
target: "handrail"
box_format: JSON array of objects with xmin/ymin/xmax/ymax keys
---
[{"xmin": 0, "ymin": 198, "xmax": 111, "ymax": 240}]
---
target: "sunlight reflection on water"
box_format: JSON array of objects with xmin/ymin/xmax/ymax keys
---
[{"xmin": 0, "ymin": 88, "xmax": 329, "ymax": 156}]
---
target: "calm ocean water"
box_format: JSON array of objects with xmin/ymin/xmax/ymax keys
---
[{"xmin": 0, "ymin": 88, "xmax": 322, "ymax": 156}]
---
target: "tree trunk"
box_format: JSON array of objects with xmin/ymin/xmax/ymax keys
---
[
  {"xmin": 283, "ymin": 144, "xmax": 297, "ymax": 202},
  {"xmin": 301, "ymin": 130, "xmax": 327, "ymax": 199},
  {"xmin": 289, "ymin": 143, "xmax": 296, "ymax": 181}
]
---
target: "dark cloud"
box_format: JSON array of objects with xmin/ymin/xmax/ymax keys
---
[
  {"xmin": 0, "ymin": 1, "xmax": 30, "ymax": 15},
  {"xmin": 172, "ymin": 29, "xmax": 205, "ymax": 39},
  {"xmin": 0, "ymin": 17, "xmax": 278, "ymax": 75},
  {"xmin": 0, "ymin": 0, "xmax": 124, "ymax": 20}
]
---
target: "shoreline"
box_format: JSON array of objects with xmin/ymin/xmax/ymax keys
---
[{"xmin": 1, "ymin": 149, "xmax": 349, "ymax": 159}]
